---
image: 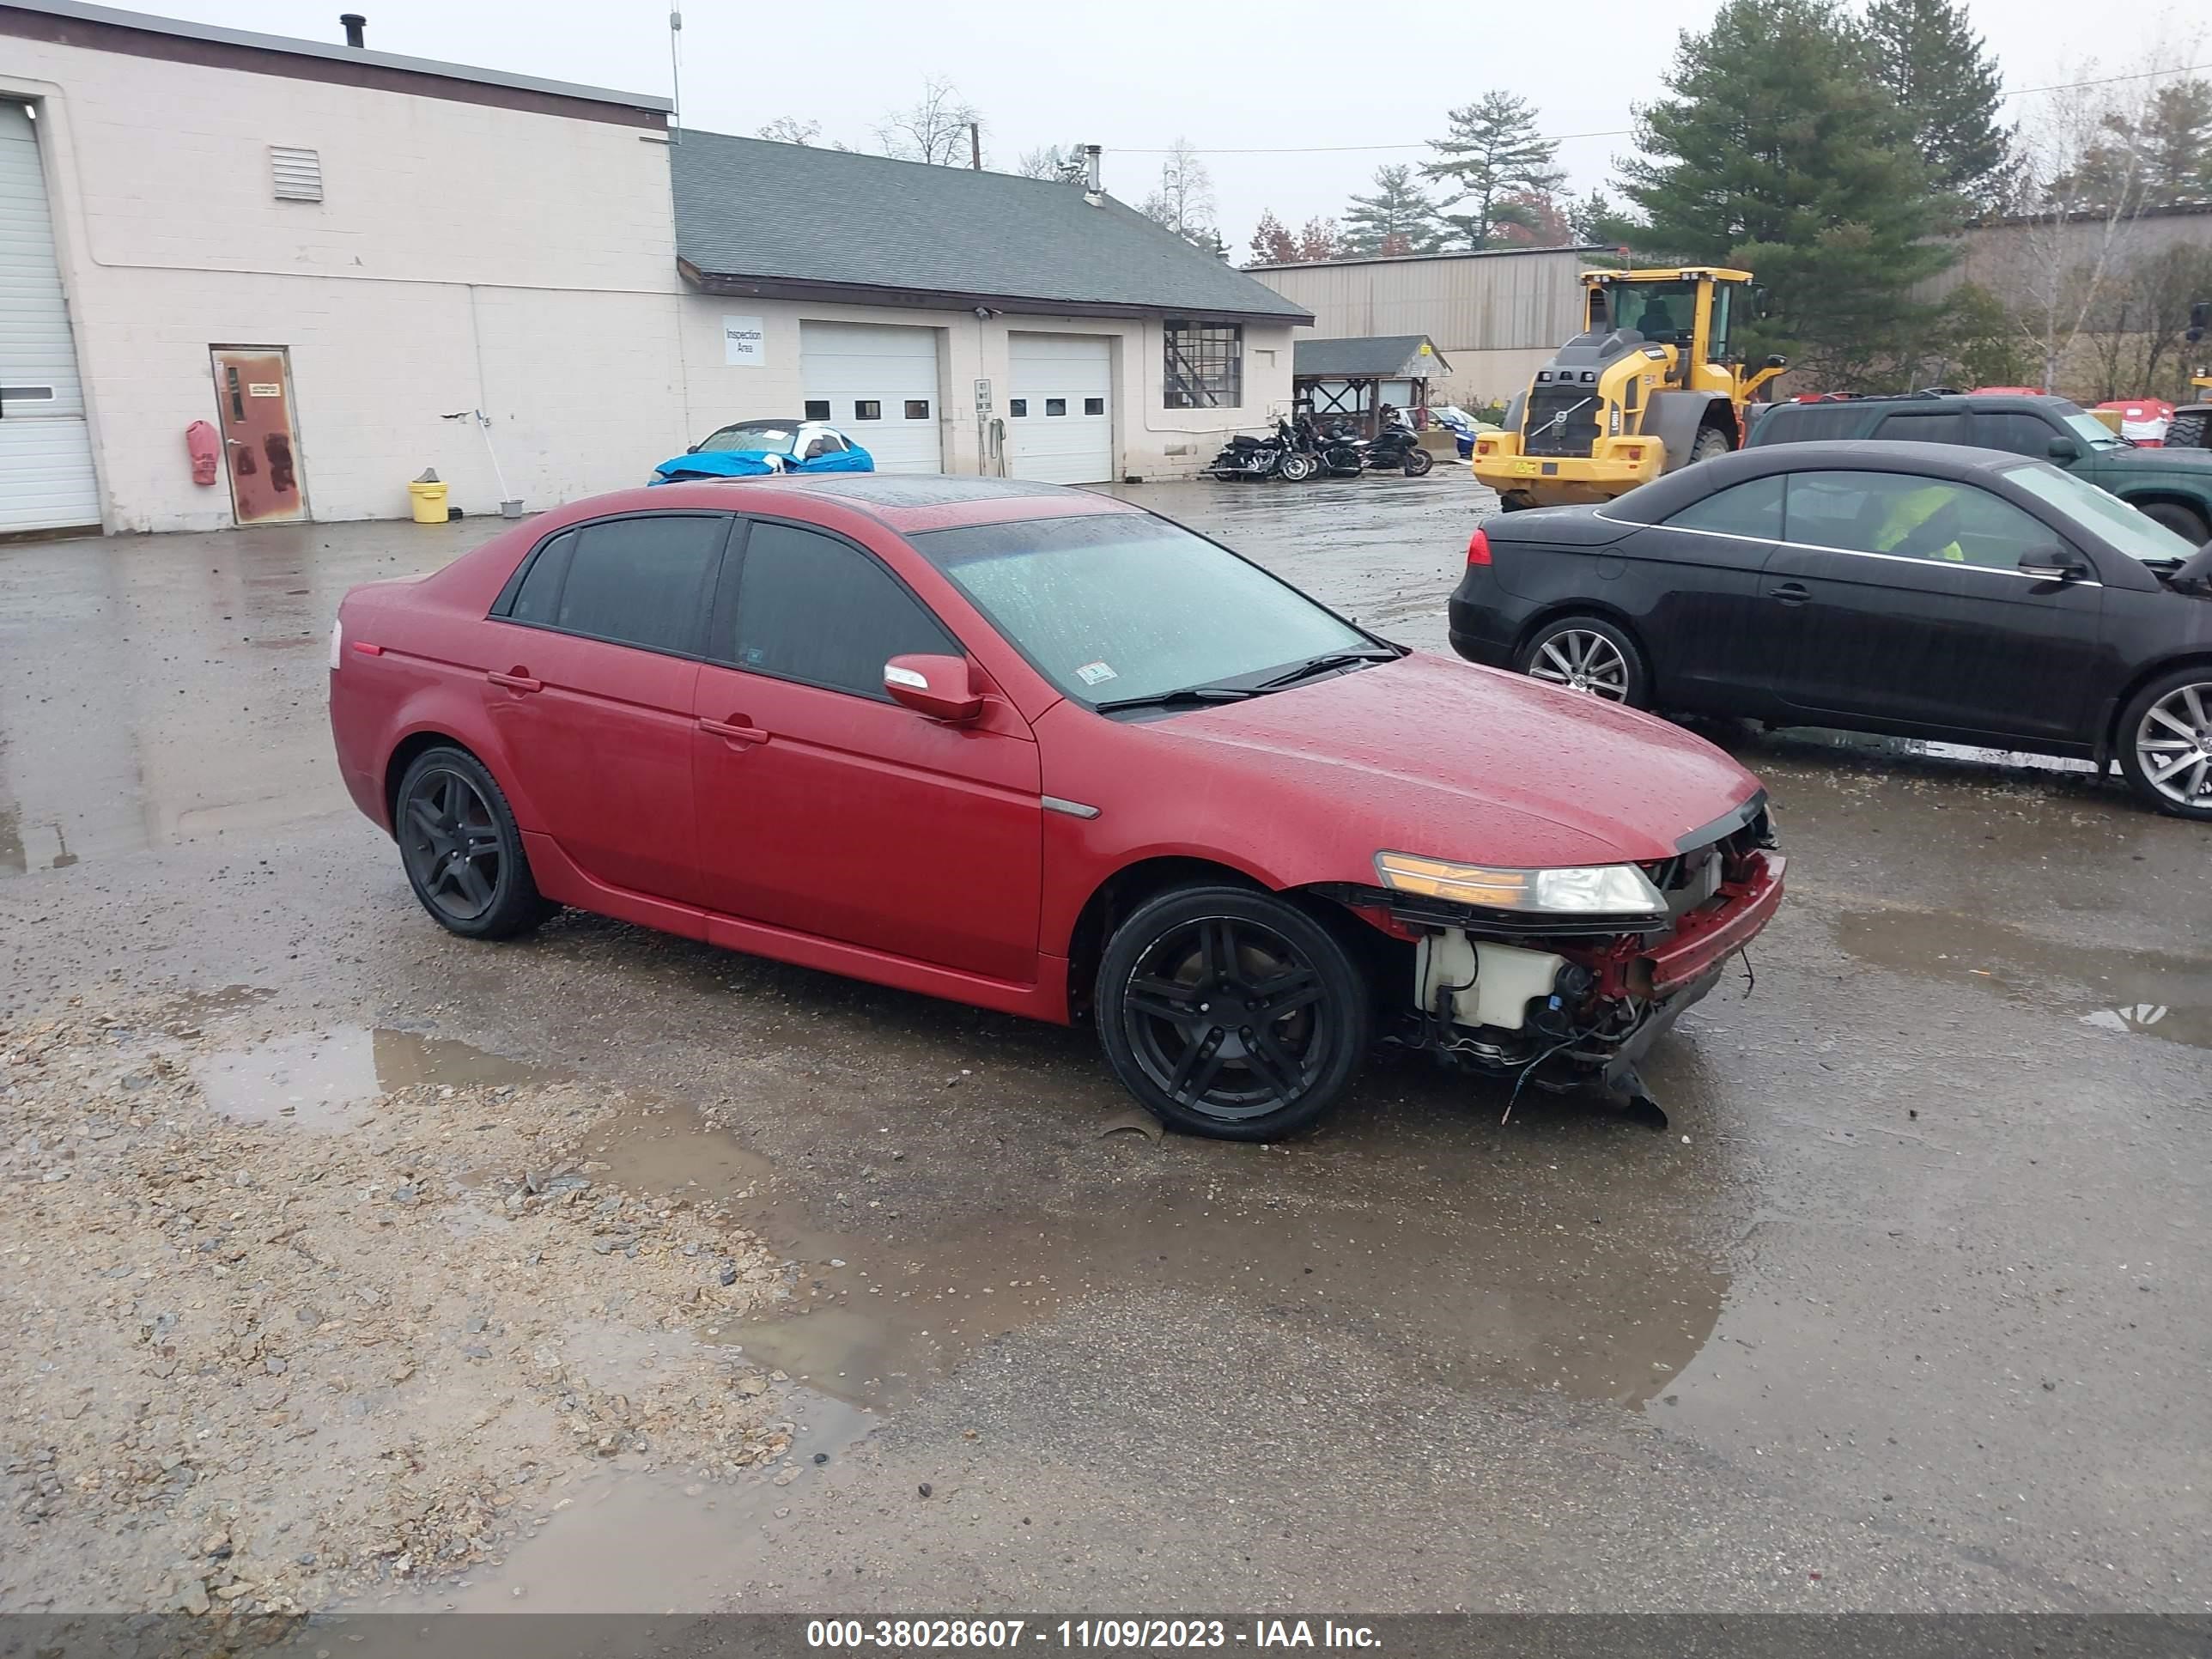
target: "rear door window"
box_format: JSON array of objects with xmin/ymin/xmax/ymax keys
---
[
  {"xmin": 1872, "ymin": 410, "xmax": 1972, "ymax": 445},
  {"xmin": 722, "ymin": 520, "xmax": 956, "ymax": 699},
  {"xmin": 536, "ymin": 514, "xmax": 728, "ymax": 654},
  {"xmin": 1664, "ymin": 476, "xmax": 1784, "ymax": 538}
]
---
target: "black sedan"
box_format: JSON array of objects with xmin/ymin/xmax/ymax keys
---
[{"xmin": 1449, "ymin": 440, "xmax": 2212, "ymax": 818}]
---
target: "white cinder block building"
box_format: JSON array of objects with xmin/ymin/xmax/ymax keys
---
[{"xmin": 0, "ymin": 0, "xmax": 1306, "ymax": 536}]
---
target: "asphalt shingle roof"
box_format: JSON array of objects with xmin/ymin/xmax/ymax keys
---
[
  {"xmin": 672, "ymin": 131, "xmax": 1310, "ymax": 323},
  {"xmin": 1292, "ymin": 336, "xmax": 1451, "ymax": 378}
]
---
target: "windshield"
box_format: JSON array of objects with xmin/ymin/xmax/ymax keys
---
[
  {"xmin": 912, "ymin": 514, "xmax": 1371, "ymax": 708},
  {"xmin": 698, "ymin": 421, "xmax": 799, "ymax": 455},
  {"xmin": 1602, "ymin": 281, "xmax": 1698, "ymax": 346},
  {"xmin": 2053, "ymin": 403, "xmax": 2125, "ymax": 451},
  {"xmin": 2004, "ymin": 461, "xmax": 2200, "ymax": 562}
]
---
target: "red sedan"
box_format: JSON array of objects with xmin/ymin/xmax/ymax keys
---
[{"xmin": 329, "ymin": 476, "xmax": 1782, "ymax": 1139}]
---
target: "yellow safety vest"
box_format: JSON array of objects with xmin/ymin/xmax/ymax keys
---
[{"xmin": 1873, "ymin": 485, "xmax": 1965, "ymax": 562}]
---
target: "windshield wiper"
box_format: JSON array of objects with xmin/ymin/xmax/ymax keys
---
[
  {"xmin": 1253, "ymin": 648, "xmax": 1402, "ymax": 690},
  {"xmin": 1092, "ymin": 684, "xmax": 1257, "ymax": 714}
]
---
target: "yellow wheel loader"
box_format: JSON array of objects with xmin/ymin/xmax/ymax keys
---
[
  {"xmin": 2171, "ymin": 300, "xmax": 2211, "ymax": 452},
  {"xmin": 1473, "ymin": 267, "xmax": 1790, "ymax": 509}
]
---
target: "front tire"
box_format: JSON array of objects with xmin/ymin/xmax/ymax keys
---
[
  {"xmin": 1096, "ymin": 885, "xmax": 1370, "ymax": 1140},
  {"xmin": 1401, "ymin": 447, "xmax": 1435, "ymax": 477},
  {"xmin": 1688, "ymin": 426, "xmax": 1732, "ymax": 465},
  {"xmin": 1515, "ymin": 615, "xmax": 1651, "ymax": 708},
  {"xmin": 2118, "ymin": 669, "xmax": 2212, "ymax": 819},
  {"xmin": 1277, "ymin": 453, "xmax": 1317, "ymax": 482},
  {"xmin": 2164, "ymin": 410, "xmax": 2208, "ymax": 451},
  {"xmin": 2139, "ymin": 501, "xmax": 2210, "ymax": 546},
  {"xmin": 394, "ymin": 746, "xmax": 556, "ymax": 939}
]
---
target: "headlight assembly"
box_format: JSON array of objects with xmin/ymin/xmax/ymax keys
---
[{"xmin": 1375, "ymin": 851, "xmax": 1664, "ymax": 916}]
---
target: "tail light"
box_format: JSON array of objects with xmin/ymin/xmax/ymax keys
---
[
  {"xmin": 1622, "ymin": 444, "xmax": 1644, "ymax": 463},
  {"xmin": 1466, "ymin": 526, "xmax": 1492, "ymax": 566}
]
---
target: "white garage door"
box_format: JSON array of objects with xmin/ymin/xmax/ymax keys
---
[
  {"xmin": 800, "ymin": 322, "xmax": 943, "ymax": 474},
  {"xmin": 0, "ymin": 103, "xmax": 99, "ymax": 533},
  {"xmin": 1007, "ymin": 333, "xmax": 1112, "ymax": 485}
]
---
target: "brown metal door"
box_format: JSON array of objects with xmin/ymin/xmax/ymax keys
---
[{"xmin": 210, "ymin": 348, "xmax": 306, "ymax": 524}]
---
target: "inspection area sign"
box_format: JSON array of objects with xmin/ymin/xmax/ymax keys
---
[{"xmin": 722, "ymin": 315, "xmax": 766, "ymax": 366}]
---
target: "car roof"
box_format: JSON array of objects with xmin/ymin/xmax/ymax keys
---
[
  {"xmin": 633, "ymin": 472, "xmax": 1146, "ymax": 534},
  {"xmin": 1764, "ymin": 391, "xmax": 2074, "ymax": 416},
  {"xmin": 1605, "ymin": 438, "xmax": 2045, "ymax": 525}
]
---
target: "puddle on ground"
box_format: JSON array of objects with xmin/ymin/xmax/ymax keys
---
[
  {"xmin": 577, "ymin": 1103, "xmax": 1728, "ymax": 1414},
  {"xmin": 321, "ymin": 1389, "xmax": 876, "ymax": 1622},
  {"xmin": 192, "ymin": 1025, "xmax": 549, "ymax": 1129},
  {"xmin": 1836, "ymin": 907, "xmax": 2212, "ymax": 1050}
]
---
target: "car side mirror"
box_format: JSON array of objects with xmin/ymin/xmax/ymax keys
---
[
  {"xmin": 1760, "ymin": 353, "xmax": 1788, "ymax": 371},
  {"xmin": 884, "ymin": 653, "xmax": 983, "ymax": 723},
  {"xmin": 685, "ymin": 444, "xmax": 700, "ymax": 454},
  {"xmin": 2018, "ymin": 548, "xmax": 2087, "ymax": 581},
  {"xmin": 2046, "ymin": 436, "xmax": 2081, "ymax": 462}
]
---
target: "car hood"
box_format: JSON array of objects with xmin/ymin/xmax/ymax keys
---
[
  {"xmin": 2094, "ymin": 444, "xmax": 2212, "ymax": 475},
  {"xmin": 1133, "ymin": 652, "xmax": 1765, "ymax": 868}
]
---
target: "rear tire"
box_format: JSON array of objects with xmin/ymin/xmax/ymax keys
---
[
  {"xmin": 1689, "ymin": 426, "xmax": 1732, "ymax": 465},
  {"xmin": 2165, "ymin": 410, "xmax": 2209, "ymax": 451},
  {"xmin": 1401, "ymin": 447, "xmax": 1435, "ymax": 477},
  {"xmin": 1096, "ymin": 885, "xmax": 1370, "ymax": 1141},
  {"xmin": 394, "ymin": 746, "xmax": 556, "ymax": 939},
  {"xmin": 1515, "ymin": 614, "xmax": 1652, "ymax": 708},
  {"xmin": 2118, "ymin": 667, "xmax": 2212, "ymax": 820},
  {"xmin": 2140, "ymin": 501, "xmax": 2211, "ymax": 546}
]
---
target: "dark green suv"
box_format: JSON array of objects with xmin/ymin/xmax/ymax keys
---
[{"xmin": 1745, "ymin": 392, "xmax": 2212, "ymax": 544}]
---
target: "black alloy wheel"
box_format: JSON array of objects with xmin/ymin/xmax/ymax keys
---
[
  {"xmin": 394, "ymin": 746, "xmax": 555, "ymax": 939},
  {"xmin": 1096, "ymin": 885, "xmax": 1369, "ymax": 1140}
]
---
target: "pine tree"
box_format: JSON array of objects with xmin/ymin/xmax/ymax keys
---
[
  {"xmin": 1613, "ymin": 0, "xmax": 1954, "ymax": 385},
  {"xmin": 1566, "ymin": 188, "xmax": 1618, "ymax": 246},
  {"xmin": 1422, "ymin": 91, "xmax": 1566, "ymax": 250},
  {"xmin": 1865, "ymin": 0, "xmax": 2013, "ymax": 212},
  {"xmin": 1340, "ymin": 165, "xmax": 1442, "ymax": 256},
  {"xmin": 2131, "ymin": 79, "xmax": 2212, "ymax": 206},
  {"xmin": 1248, "ymin": 211, "xmax": 1299, "ymax": 265}
]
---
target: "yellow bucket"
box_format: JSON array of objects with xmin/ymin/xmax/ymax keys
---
[{"xmin": 407, "ymin": 479, "xmax": 450, "ymax": 524}]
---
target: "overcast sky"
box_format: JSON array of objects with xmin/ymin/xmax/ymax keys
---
[{"xmin": 158, "ymin": 0, "xmax": 2201, "ymax": 252}]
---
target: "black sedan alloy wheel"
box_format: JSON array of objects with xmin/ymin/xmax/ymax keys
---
[
  {"xmin": 401, "ymin": 765, "xmax": 505, "ymax": 922},
  {"xmin": 394, "ymin": 745, "xmax": 556, "ymax": 939},
  {"xmin": 1097, "ymin": 886, "xmax": 1369, "ymax": 1139}
]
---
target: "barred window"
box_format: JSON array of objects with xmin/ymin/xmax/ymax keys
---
[{"xmin": 1164, "ymin": 322, "xmax": 1242, "ymax": 409}]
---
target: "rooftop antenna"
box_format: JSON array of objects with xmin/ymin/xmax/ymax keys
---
[{"xmin": 667, "ymin": 9, "xmax": 682, "ymax": 145}]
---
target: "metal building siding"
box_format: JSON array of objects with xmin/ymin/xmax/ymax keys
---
[
  {"xmin": 1250, "ymin": 250, "xmax": 1589, "ymax": 356},
  {"xmin": 0, "ymin": 101, "xmax": 100, "ymax": 532}
]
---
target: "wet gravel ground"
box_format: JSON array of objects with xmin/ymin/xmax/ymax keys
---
[{"xmin": 2, "ymin": 472, "xmax": 2209, "ymax": 1620}]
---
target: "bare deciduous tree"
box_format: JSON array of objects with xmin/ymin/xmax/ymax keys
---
[
  {"xmin": 1139, "ymin": 139, "xmax": 1217, "ymax": 246},
  {"xmin": 756, "ymin": 116, "xmax": 821, "ymax": 146},
  {"xmin": 1016, "ymin": 143, "xmax": 1088, "ymax": 184},
  {"xmin": 874, "ymin": 77, "xmax": 982, "ymax": 167},
  {"xmin": 2009, "ymin": 53, "xmax": 2198, "ymax": 388}
]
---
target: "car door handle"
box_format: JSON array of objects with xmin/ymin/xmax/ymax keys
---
[
  {"xmin": 1769, "ymin": 581, "xmax": 1810, "ymax": 606},
  {"xmin": 698, "ymin": 715, "xmax": 769, "ymax": 744},
  {"xmin": 486, "ymin": 669, "xmax": 543, "ymax": 692}
]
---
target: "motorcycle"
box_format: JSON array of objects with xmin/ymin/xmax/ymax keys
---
[
  {"xmin": 1204, "ymin": 417, "xmax": 1316, "ymax": 482},
  {"xmin": 1297, "ymin": 414, "xmax": 1364, "ymax": 477},
  {"xmin": 1365, "ymin": 406, "xmax": 1436, "ymax": 477}
]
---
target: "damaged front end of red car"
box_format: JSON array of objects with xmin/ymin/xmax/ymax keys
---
[{"xmin": 1318, "ymin": 793, "xmax": 1784, "ymax": 1126}]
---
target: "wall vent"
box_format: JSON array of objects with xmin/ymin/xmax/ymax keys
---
[{"xmin": 270, "ymin": 146, "xmax": 324, "ymax": 202}]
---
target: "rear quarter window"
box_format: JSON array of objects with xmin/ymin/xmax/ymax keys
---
[{"xmin": 1753, "ymin": 404, "xmax": 1869, "ymax": 444}]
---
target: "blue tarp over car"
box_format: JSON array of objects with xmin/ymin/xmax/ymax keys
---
[{"xmin": 649, "ymin": 418, "xmax": 874, "ymax": 484}]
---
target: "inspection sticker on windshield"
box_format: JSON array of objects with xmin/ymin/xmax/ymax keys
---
[{"xmin": 1074, "ymin": 660, "xmax": 1118, "ymax": 686}]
